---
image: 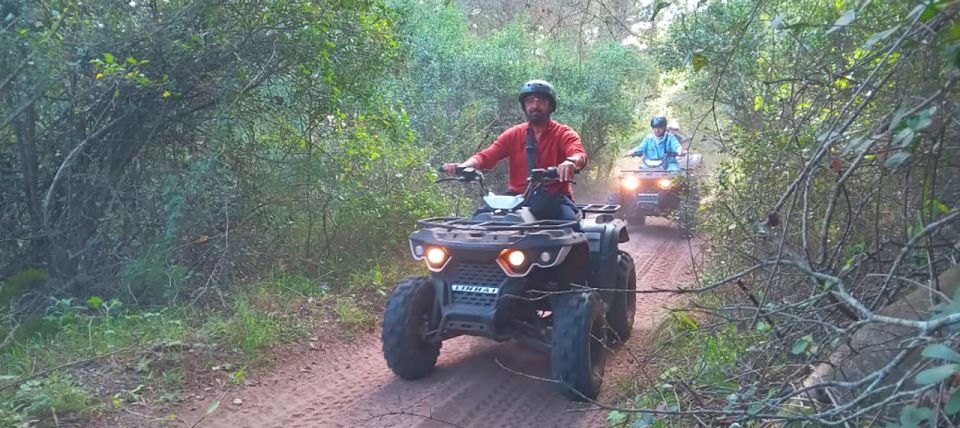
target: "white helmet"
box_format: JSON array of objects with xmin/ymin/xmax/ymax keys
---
[{"xmin": 667, "ymin": 120, "xmax": 680, "ymax": 130}]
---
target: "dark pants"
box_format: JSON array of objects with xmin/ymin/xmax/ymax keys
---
[{"xmin": 555, "ymin": 195, "xmax": 581, "ymax": 229}]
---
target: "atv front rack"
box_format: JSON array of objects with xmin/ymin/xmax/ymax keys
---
[{"xmin": 417, "ymin": 216, "xmax": 579, "ymax": 232}]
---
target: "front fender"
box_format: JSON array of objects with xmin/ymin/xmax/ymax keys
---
[{"xmin": 581, "ymin": 217, "xmax": 629, "ymax": 303}]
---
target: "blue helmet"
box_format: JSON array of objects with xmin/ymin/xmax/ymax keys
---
[{"xmin": 650, "ymin": 116, "xmax": 667, "ymax": 128}]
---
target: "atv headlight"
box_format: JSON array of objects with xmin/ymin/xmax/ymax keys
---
[
  {"xmin": 497, "ymin": 249, "xmax": 529, "ymax": 275},
  {"xmin": 506, "ymin": 250, "xmax": 526, "ymax": 267},
  {"xmin": 495, "ymin": 246, "xmax": 572, "ymax": 277},
  {"xmin": 425, "ymin": 246, "xmax": 450, "ymax": 270},
  {"xmin": 656, "ymin": 178, "xmax": 673, "ymax": 189},
  {"xmin": 621, "ymin": 176, "xmax": 640, "ymax": 191}
]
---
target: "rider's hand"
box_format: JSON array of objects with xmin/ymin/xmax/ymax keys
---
[
  {"xmin": 557, "ymin": 160, "xmax": 576, "ymax": 182},
  {"xmin": 442, "ymin": 163, "xmax": 460, "ymax": 176}
]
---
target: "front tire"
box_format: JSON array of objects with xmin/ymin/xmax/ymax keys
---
[
  {"xmin": 677, "ymin": 186, "xmax": 700, "ymax": 238},
  {"xmin": 382, "ymin": 276, "xmax": 440, "ymax": 380},
  {"xmin": 551, "ymin": 292, "xmax": 607, "ymax": 400},
  {"xmin": 606, "ymin": 251, "xmax": 637, "ymax": 342}
]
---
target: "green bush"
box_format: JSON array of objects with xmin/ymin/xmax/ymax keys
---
[{"xmin": 13, "ymin": 374, "xmax": 95, "ymax": 421}]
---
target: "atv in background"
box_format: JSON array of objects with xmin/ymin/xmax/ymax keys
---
[
  {"xmin": 381, "ymin": 167, "xmax": 636, "ymax": 400},
  {"xmin": 609, "ymin": 154, "xmax": 702, "ymax": 237}
]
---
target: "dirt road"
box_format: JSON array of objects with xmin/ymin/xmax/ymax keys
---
[{"xmin": 179, "ymin": 217, "xmax": 699, "ymax": 428}]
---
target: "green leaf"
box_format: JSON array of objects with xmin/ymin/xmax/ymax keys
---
[
  {"xmin": 933, "ymin": 200, "xmax": 950, "ymax": 214},
  {"xmin": 944, "ymin": 23, "xmax": 960, "ymax": 43},
  {"xmin": 87, "ymin": 296, "xmax": 103, "ymax": 309},
  {"xmin": 756, "ymin": 320, "xmax": 770, "ymax": 331},
  {"xmin": 792, "ymin": 334, "xmax": 813, "ymax": 355},
  {"xmin": 865, "ymin": 26, "xmax": 899, "ymax": 49},
  {"xmin": 946, "ymin": 389, "xmax": 960, "ymax": 415},
  {"xmin": 826, "ymin": 10, "xmax": 856, "ymax": 34},
  {"xmin": 920, "ymin": 0, "xmax": 946, "ymax": 23},
  {"xmin": 104, "ymin": 52, "xmax": 115, "ymax": 64},
  {"xmin": 914, "ymin": 364, "xmax": 959, "ymax": 385},
  {"xmin": 606, "ymin": 410, "xmax": 628, "ymax": 425},
  {"xmin": 754, "ymin": 95, "xmax": 763, "ymax": 111},
  {"xmin": 921, "ymin": 344, "xmax": 960, "ymax": 362},
  {"xmin": 893, "ymin": 128, "xmax": 914, "ymax": 147},
  {"xmin": 884, "ymin": 152, "xmax": 911, "ymax": 168},
  {"xmin": 907, "ymin": 106, "xmax": 937, "ymax": 131},
  {"xmin": 692, "ymin": 53, "xmax": 708, "ymax": 71},
  {"xmin": 206, "ymin": 400, "xmax": 220, "ymax": 414},
  {"xmin": 900, "ymin": 405, "xmax": 933, "ymax": 427}
]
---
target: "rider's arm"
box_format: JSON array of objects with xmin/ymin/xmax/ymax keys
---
[
  {"xmin": 626, "ymin": 137, "xmax": 648, "ymax": 158},
  {"xmin": 467, "ymin": 126, "xmax": 518, "ymax": 170},
  {"xmin": 443, "ymin": 129, "xmax": 513, "ymax": 175},
  {"xmin": 457, "ymin": 157, "xmax": 482, "ymax": 169},
  {"xmin": 670, "ymin": 135, "xmax": 685, "ymax": 156},
  {"xmin": 558, "ymin": 128, "xmax": 587, "ymax": 169},
  {"xmin": 555, "ymin": 127, "xmax": 586, "ymax": 183}
]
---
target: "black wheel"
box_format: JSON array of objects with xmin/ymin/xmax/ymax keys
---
[
  {"xmin": 382, "ymin": 276, "xmax": 440, "ymax": 380},
  {"xmin": 676, "ymin": 186, "xmax": 700, "ymax": 238},
  {"xmin": 606, "ymin": 192, "xmax": 619, "ymax": 206},
  {"xmin": 606, "ymin": 251, "xmax": 637, "ymax": 342},
  {"xmin": 551, "ymin": 291, "xmax": 607, "ymax": 400},
  {"xmin": 612, "ymin": 191, "xmax": 644, "ymax": 224},
  {"xmin": 607, "ymin": 192, "xmax": 627, "ymax": 220}
]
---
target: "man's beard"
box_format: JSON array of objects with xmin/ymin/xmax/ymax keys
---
[{"xmin": 525, "ymin": 108, "xmax": 548, "ymax": 125}]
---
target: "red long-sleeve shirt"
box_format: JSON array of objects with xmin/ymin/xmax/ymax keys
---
[{"xmin": 469, "ymin": 120, "xmax": 587, "ymax": 197}]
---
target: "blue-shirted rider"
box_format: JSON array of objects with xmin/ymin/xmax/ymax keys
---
[{"xmin": 626, "ymin": 116, "xmax": 684, "ymax": 171}]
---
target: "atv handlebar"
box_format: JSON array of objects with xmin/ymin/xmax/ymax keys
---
[
  {"xmin": 437, "ymin": 165, "xmax": 579, "ymax": 209},
  {"xmin": 436, "ymin": 166, "xmax": 483, "ymax": 183},
  {"xmin": 527, "ymin": 166, "xmax": 579, "ymax": 184}
]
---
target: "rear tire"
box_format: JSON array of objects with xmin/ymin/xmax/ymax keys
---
[
  {"xmin": 606, "ymin": 251, "xmax": 637, "ymax": 342},
  {"xmin": 551, "ymin": 292, "xmax": 607, "ymax": 400},
  {"xmin": 382, "ymin": 276, "xmax": 440, "ymax": 380}
]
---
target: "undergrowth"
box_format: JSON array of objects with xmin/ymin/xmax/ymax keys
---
[
  {"xmin": 607, "ymin": 291, "xmax": 825, "ymax": 427},
  {"xmin": 0, "ymin": 262, "xmax": 419, "ymax": 426}
]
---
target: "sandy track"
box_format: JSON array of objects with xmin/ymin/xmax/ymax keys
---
[{"xmin": 177, "ymin": 217, "xmax": 699, "ymax": 428}]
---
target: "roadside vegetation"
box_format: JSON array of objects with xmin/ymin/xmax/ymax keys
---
[{"xmin": 606, "ymin": 0, "xmax": 960, "ymax": 426}]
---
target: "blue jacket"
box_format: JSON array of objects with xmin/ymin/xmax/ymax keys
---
[{"xmin": 630, "ymin": 134, "xmax": 682, "ymax": 170}]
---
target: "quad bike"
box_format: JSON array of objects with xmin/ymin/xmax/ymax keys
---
[
  {"xmin": 381, "ymin": 166, "xmax": 636, "ymax": 400},
  {"xmin": 609, "ymin": 154, "xmax": 701, "ymax": 237}
]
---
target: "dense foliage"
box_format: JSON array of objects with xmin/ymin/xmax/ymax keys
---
[
  {"xmin": 0, "ymin": 0, "xmax": 420, "ymax": 305},
  {"xmin": 1, "ymin": 0, "xmax": 652, "ymax": 308},
  {"xmin": 615, "ymin": 0, "xmax": 960, "ymax": 425}
]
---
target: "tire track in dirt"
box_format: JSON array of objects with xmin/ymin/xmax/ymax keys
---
[{"xmin": 177, "ymin": 217, "xmax": 699, "ymax": 428}]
